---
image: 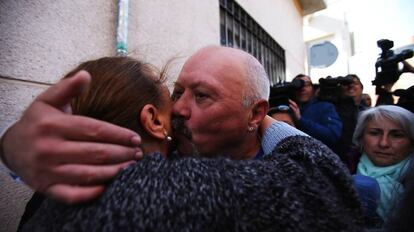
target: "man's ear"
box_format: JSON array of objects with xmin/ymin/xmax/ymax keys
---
[
  {"xmin": 140, "ymin": 104, "xmax": 166, "ymax": 140},
  {"xmin": 248, "ymin": 100, "xmax": 269, "ymax": 129}
]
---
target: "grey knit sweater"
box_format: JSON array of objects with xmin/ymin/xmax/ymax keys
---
[{"xmin": 22, "ymin": 133, "xmax": 364, "ymax": 231}]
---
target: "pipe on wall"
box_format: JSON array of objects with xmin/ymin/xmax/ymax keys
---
[{"xmin": 116, "ymin": 0, "xmax": 129, "ymax": 56}]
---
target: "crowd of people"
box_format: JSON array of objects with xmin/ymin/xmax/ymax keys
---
[
  {"xmin": 268, "ymin": 72, "xmax": 414, "ymax": 230},
  {"xmin": 0, "ymin": 45, "xmax": 413, "ymax": 231}
]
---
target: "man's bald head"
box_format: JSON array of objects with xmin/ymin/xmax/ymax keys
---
[{"xmin": 189, "ymin": 46, "xmax": 270, "ymax": 108}]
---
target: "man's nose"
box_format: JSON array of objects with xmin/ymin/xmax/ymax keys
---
[{"xmin": 172, "ymin": 93, "xmax": 191, "ymax": 119}]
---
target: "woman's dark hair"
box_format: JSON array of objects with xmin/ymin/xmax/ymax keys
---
[
  {"xmin": 64, "ymin": 56, "xmax": 168, "ymax": 139},
  {"xmin": 292, "ymin": 74, "xmax": 312, "ymax": 86},
  {"xmin": 267, "ymin": 106, "xmax": 298, "ymax": 127}
]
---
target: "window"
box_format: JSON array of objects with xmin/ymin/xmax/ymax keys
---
[{"xmin": 220, "ymin": 0, "xmax": 286, "ymax": 84}]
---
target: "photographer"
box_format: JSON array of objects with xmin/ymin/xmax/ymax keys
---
[
  {"xmin": 374, "ymin": 39, "xmax": 413, "ymax": 107},
  {"xmin": 341, "ymin": 75, "xmax": 367, "ymax": 109},
  {"xmin": 290, "ymin": 74, "xmax": 342, "ymax": 149},
  {"xmin": 334, "ymin": 74, "xmax": 369, "ymax": 162},
  {"xmin": 396, "ymin": 84, "xmax": 414, "ymax": 113},
  {"xmin": 268, "ymin": 80, "xmax": 303, "ymax": 128}
]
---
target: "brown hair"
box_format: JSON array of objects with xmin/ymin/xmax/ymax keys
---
[{"xmin": 64, "ymin": 56, "xmax": 168, "ymax": 139}]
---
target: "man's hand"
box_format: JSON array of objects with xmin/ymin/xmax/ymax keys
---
[
  {"xmin": 1, "ymin": 71, "xmax": 143, "ymax": 204},
  {"xmin": 288, "ymin": 99, "xmax": 301, "ymax": 120},
  {"xmin": 402, "ymin": 61, "xmax": 414, "ymax": 73}
]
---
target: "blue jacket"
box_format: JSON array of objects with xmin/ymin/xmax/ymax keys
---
[{"xmin": 298, "ymin": 98, "xmax": 342, "ymax": 148}]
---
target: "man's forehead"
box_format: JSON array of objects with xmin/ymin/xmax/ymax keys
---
[
  {"xmin": 174, "ymin": 70, "xmax": 245, "ymax": 101},
  {"xmin": 174, "ymin": 75, "xmax": 220, "ymax": 90}
]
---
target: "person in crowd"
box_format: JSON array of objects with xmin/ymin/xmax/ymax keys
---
[
  {"xmin": 361, "ymin": 93, "xmax": 372, "ymax": 108},
  {"xmin": 342, "ymin": 74, "xmax": 366, "ymax": 108},
  {"xmin": 334, "ymin": 74, "xmax": 368, "ymax": 162},
  {"xmin": 351, "ymin": 173, "xmax": 382, "ymax": 228},
  {"xmin": 267, "ymin": 104, "xmax": 297, "ymax": 127},
  {"xmin": 17, "ymin": 56, "xmax": 364, "ymax": 231},
  {"xmin": 347, "ymin": 105, "xmax": 414, "ymax": 224},
  {"xmin": 376, "ymin": 61, "xmax": 414, "ymax": 107},
  {"xmin": 384, "ymin": 161, "xmax": 414, "ymax": 232},
  {"xmin": 289, "ymin": 74, "xmax": 342, "ymax": 149},
  {"xmin": 396, "ymin": 85, "xmax": 414, "ymax": 113}
]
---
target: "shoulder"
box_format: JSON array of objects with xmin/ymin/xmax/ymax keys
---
[
  {"xmin": 267, "ymin": 135, "xmax": 353, "ymax": 191},
  {"xmin": 261, "ymin": 135, "xmax": 365, "ymax": 229},
  {"xmin": 271, "ymin": 135, "xmax": 344, "ymax": 166},
  {"xmin": 261, "ymin": 121, "xmax": 308, "ymax": 155}
]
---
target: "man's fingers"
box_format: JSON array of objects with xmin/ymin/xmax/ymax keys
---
[
  {"xmin": 36, "ymin": 70, "xmax": 91, "ymax": 109},
  {"xmin": 46, "ymin": 184, "xmax": 106, "ymax": 204},
  {"xmin": 52, "ymin": 161, "xmax": 136, "ymax": 186},
  {"xmin": 52, "ymin": 114, "xmax": 141, "ymax": 147},
  {"xmin": 50, "ymin": 141, "xmax": 143, "ymax": 165}
]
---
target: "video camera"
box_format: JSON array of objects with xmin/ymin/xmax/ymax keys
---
[
  {"xmin": 373, "ymin": 39, "xmax": 413, "ymax": 86},
  {"xmin": 269, "ymin": 79, "xmax": 304, "ymax": 107},
  {"xmin": 317, "ymin": 75, "xmax": 353, "ymax": 103},
  {"xmin": 372, "ymin": 39, "xmax": 414, "ymax": 106}
]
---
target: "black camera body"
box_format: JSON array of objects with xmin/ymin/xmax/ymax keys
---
[
  {"xmin": 317, "ymin": 75, "xmax": 353, "ymax": 103},
  {"xmin": 269, "ymin": 79, "xmax": 304, "ymax": 107},
  {"xmin": 319, "ymin": 76, "xmax": 353, "ymax": 89},
  {"xmin": 373, "ymin": 39, "xmax": 413, "ymax": 86}
]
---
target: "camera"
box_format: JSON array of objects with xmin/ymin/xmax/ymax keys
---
[
  {"xmin": 269, "ymin": 79, "xmax": 304, "ymax": 107},
  {"xmin": 373, "ymin": 39, "xmax": 413, "ymax": 86},
  {"xmin": 319, "ymin": 75, "xmax": 353, "ymax": 89},
  {"xmin": 317, "ymin": 75, "xmax": 353, "ymax": 103}
]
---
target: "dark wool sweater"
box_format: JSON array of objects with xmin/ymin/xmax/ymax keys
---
[{"xmin": 22, "ymin": 136, "xmax": 364, "ymax": 232}]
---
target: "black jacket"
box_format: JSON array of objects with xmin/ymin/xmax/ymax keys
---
[{"xmin": 23, "ymin": 136, "xmax": 364, "ymax": 232}]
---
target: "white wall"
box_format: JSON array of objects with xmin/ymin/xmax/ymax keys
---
[
  {"xmin": 303, "ymin": 11, "xmax": 352, "ymax": 82},
  {"xmin": 0, "ymin": 1, "xmax": 304, "ymax": 231},
  {"xmin": 237, "ymin": 0, "xmax": 306, "ymax": 80},
  {"xmin": 128, "ymin": 0, "xmax": 220, "ymax": 88},
  {"xmin": 303, "ymin": 0, "xmax": 414, "ymax": 104}
]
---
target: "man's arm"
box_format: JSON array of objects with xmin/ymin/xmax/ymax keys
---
[
  {"xmin": 0, "ymin": 71, "xmax": 143, "ymax": 204},
  {"xmin": 259, "ymin": 115, "xmax": 308, "ymax": 155},
  {"xmin": 297, "ymin": 102, "xmax": 343, "ymax": 147}
]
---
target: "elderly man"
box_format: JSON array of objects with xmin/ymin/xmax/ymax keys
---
[{"xmin": 171, "ymin": 46, "xmax": 273, "ymax": 159}]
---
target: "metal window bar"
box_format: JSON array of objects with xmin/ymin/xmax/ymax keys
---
[{"xmin": 219, "ymin": 0, "xmax": 286, "ymax": 82}]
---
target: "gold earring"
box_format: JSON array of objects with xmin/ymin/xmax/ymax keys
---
[
  {"xmin": 164, "ymin": 130, "xmax": 172, "ymax": 141},
  {"xmin": 248, "ymin": 127, "xmax": 255, "ymax": 132}
]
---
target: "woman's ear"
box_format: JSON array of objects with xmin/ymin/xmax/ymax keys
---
[{"xmin": 140, "ymin": 104, "xmax": 166, "ymax": 140}]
